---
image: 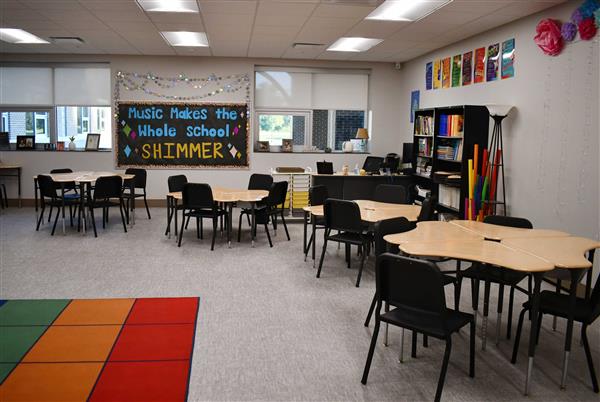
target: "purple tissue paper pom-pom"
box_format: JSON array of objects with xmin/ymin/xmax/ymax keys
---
[
  {"xmin": 572, "ymin": 9, "xmax": 584, "ymax": 24},
  {"xmin": 561, "ymin": 22, "xmax": 577, "ymax": 41}
]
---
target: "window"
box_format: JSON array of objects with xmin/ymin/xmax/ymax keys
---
[
  {"xmin": 57, "ymin": 106, "xmax": 112, "ymax": 149},
  {"xmin": 0, "ymin": 110, "xmax": 52, "ymax": 144},
  {"xmin": 257, "ymin": 111, "xmax": 309, "ymax": 147},
  {"xmin": 77, "ymin": 107, "xmax": 90, "ymax": 134}
]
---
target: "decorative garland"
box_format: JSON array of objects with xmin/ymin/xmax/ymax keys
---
[{"xmin": 535, "ymin": 0, "xmax": 599, "ymax": 56}]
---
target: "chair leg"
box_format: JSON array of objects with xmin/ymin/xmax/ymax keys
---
[
  {"xmin": 496, "ymin": 284, "xmax": 505, "ymax": 345},
  {"xmin": 178, "ymin": 211, "xmax": 186, "ymax": 247},
  {"xmin": 48, "ymin": 205, "xmax": 53, "ymax": 222},
  {"xmin": 211, "ymin": 217, "xmax": 217, "ymax": 250},
  {"xmin": 361, "ymin": 319, "xmax": 381, "ymax": 385},
  {"xmin": 507, "ymin": 286, "xmax": 515, "ymax": 339},
  {"xmin": 364, "ymin": 292, "xmax": 377, "ymax": 327},
  {"xmin": 200, "ymin": 218, "xmax": 203, "ymax": 239},
  {"xmin": 144, "ymin": 191, "xmax": 151, "ymax": 219},
  {"xmin": 264, "ymin": 223, "xmax": 273, "ymax": 247},
  {"xmin": 482, "ymin": 280, "xmax": 491, "ymax": 350},
  {"xmin": 384, "ymin": 303, "xmax": 390, "ymax": 346},
  {"xmin": 471, "ymin": 278, "xmax": 480, "ymax": 330},
  {"xmin": 345, "ymin": 243, "xmax": 351, "ymax": 268},
  {"xmin": 237, "ymin": 213, "xmax": 243, "ymax": 242},
  {"xmin": 196, "ymin": 217, "xmax": 200, "ymax": 239},
  {"xmin": 434, "ymin": 338, "xmax": 452, "ymax": 402},
  {"xmin": 316, "ymin": 236, "xmax": 329, "ymax": 278},
  {"xmin": 69, "ymin": 205, "xmax": 73, "ymax": 227},
  {"xmin": 535, "ymin": 313, "xmax": 543, "ymax": 345},
  {"xmin": 102, "ymin": 207, "xmax": 106, "ymax": 229},
  {"xmin": 469, "ymin": 320, "xmax": 476, "ymax": 377},
  {"xmin": 399, "ymin": 328, "xmax": 405, "ymax": 363},
  {"xmin": 355, "ymin": 243, "xmax": 367, "ymax": 287},
  {"xmin": 581, "ymin": 324, "xmax": 599, "ymax": 393},
  {"xmin": 281, "ymin": 211, "xmax": 290, "ymax": 240},
  {"xmin": 51, "ymin": 206, "xmax": 60, "ymax": 236},
  {"xmin": 89, "ymin": 207, "xmax": 98, "ymax": 238},
  {"xmin": 553, "ymin": 279, "xmax": 561, "ymax": 331},
  {"xmin": 423, "ymin": 334, "xmax": 429, "ymax": 348},
  {"xmin": 511, "ymin": 307, "xmax": 528, "ymax": 364},
  {"xmin": 185, "ymin": 215, "xmax": 191, "ymax": 229},
  {"xmin": 304, "ymin": 233, "xmax": 314, "ymax": 261},
  {"xmin": 36, "ymin": 205, "xmax": 45, "ymax": 230},
  {"xmin": 411, "ymin": 331, "xmax": 417, "ymax": 358},
  {"xmin": 119, "ymin": 199, "xmax": 127, "ymax": 233}
]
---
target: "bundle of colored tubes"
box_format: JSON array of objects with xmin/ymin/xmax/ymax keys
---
[{"xmin": 466, "ymin": 144, "xmax": 501, "ymax": 220}]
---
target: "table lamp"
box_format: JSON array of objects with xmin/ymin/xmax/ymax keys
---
[
  {"xmin": 355, "ymin": 128, "xmax": 369, "ymax": 152},
  {"xmin": 485, "ymin": 104, "xmax": 513, "ymax": 216}
]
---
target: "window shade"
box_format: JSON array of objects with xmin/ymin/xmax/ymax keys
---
[
  {"xmin": 54, "ymin": 67, "xmax": 111, "ymax": 106},
  {"xmin": 0, "ymin": 67, "xmax": 53, "ymax": 105},
  {"xmin": 255, "ymin": 71, "xmax": 312, "ymax": 109},
  {"xmin": 311, "ymin": 73, "xmax": 368, "ymax": 110}
]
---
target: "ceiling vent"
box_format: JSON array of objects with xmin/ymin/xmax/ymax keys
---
[
  {"xmin": 49, "ymin": 37, "xmax": 85, "ymax": 46},
  {"xmin": 293, "ymin": 42, "xmax": 324, "ymax": 50}
]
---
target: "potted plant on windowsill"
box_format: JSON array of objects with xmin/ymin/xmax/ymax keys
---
[{"xmin": 68, "ymin": 136, "xmax": 76, "ymax": 151}]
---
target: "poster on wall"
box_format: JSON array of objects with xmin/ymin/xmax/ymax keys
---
[
  {"xmin": 441, "ymin": 57, "xmax": 451, "ymax": 88},
  {"xmin": 474, "ymin": 47, "xmax": 486, "ymax": 83},
  {"xmin": 425, "ymin": 62, "xmax": 433, "ymax": 90},
  {"xmin": 410, "ymin": 90, "xmax": 420, "ymax": 123},
  {"xmin": 451, "ymin": 55, "xmax": 462, "ymax": 87},
  {"xmin": 486, "ymin": 43, "xmax": 500, "ymax": 82},
  {"xmin": 462, "ymin": 51, "xmax": 473, "ymax": 85},
  {"xmin": 433, "ymin": 60, "xmax": 441, "ymax": 89},
  {"xmin": 501, "ymin": 38, "xmax": 515, "ymax": 79},
  {"xmin": 115, "ymin": 102, "xmax": 249, "ymax": 168}
]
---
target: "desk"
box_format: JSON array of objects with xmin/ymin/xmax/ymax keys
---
[
  {"xmin": 450, "ymin": 220, "xmax": 570, "ymax": 240},
  {"xmin": 34, "ymin": 171, "xmax": 135, "ymax": 235},
  {"xmin": 166, "ymin": 187, "xmax": 268, "ymax": 247},
  {"xmin": 312, "ymin": 174, "xmax": 413, "ymax": 201},
  {"xmin": 0, "ymin": 165, "xmax": 22, "ymax": 207}
]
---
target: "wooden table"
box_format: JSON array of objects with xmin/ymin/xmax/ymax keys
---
[
  {"xmin": 385, "ymin": 220, "xmax": 599, "ymax": 395},
  {"xmin": 303, "ymin": 201, "xmax": 421, "ymax": 266},
  {"xmin": 0, "ymin": 165, "xmax": 22, "ymax": 207},
  {"xmin": 34, "ymin": 171, "xmax": 135, "ymax": 235},
  {"xmin": 166, "ymin": 187, "xmax": 269, "ymax": 247}
]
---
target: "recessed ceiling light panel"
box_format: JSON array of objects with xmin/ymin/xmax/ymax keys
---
[
  {"xmin": 137, "ymin": 0, "xmax": 199, "ymax": 13},
  {"xmin": 0, "ymin": 28, "xmax": 49, "ymax": 44},
  {"xmin": 161, "ymin": 31, "xmax": 209, "ymax": 47},
  {"xmin": 327, "ymin": 37, "xmax": 383, "ymax": 52},
  {"xmin": 366, "ymin": 0, "xmax": 453, "ymax": 22}
]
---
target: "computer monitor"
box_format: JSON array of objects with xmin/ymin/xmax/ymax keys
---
[
  {"xmin": 362, "ymin": 156, "xmax": 384, "ymax": 174},
  {"xmin": 316, "ymin": 161, "xmax": 334, "ymax": 174},
  {"xmin": 402, "ymin": 142, "xmax": 414, "ymax": 164}
]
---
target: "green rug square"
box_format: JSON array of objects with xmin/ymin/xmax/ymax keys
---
[
  {"xmin": 0, "ymin": 363, "xmax": 17, "ymax": 384},
  {"xmin": 0, "ymin": 300, "xmax": 70, "ymax": 326},
  {"xmin": 0, "ymin": 326, "xmax": 48, "ymax": 362}
]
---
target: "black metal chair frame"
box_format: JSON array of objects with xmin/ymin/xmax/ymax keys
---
[
  {"xmin": 123, "ymin": 168, "xmax": 151, "ymax": 219},
  {"xmin": 86, "ymin": 175, "xmax": 128, "ymax": 237},
  {"xmin": 36, "ymin": 175, "xmax": 81, "ymax": 235},
  {"xmin": 304, "ymin": 185, "xmax": 328, "ymax": 261},
  {"xmin": 238, "ymin": 181, "xmax": 288, "ymax": 247}
]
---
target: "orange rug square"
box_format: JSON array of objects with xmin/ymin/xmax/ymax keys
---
[{"xmin": 53, "ymin": 299, "xmax": 134, "ymax": 325}]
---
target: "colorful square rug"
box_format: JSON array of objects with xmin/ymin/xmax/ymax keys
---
[{"xmin": 0, "ymin": 297, "xmax": 199, "ymax": 401}]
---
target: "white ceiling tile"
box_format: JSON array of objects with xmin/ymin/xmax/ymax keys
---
[
  {"xmin": 303, "ymin": 16, "xmax": 359, "ymax": 30},
  {"xmin": 312, "ymin": 4, "xmax": 374, "ymax": 19},
  {"xmin": 444, "ymin": 1, "xmax": 513, "ymax": 15},
  {"xmin": 79, "ymin": 0, "xmax": 144, "ymax": 11},
  {"xmin": 0, "ymin": 8, "xmax": 48, "ymax": 21},
  {"xmin": 295, "ymin": 27, "xmax": 346, "ymax": 44},
  {"xmin": 316, "ymin": 51, "xmax": 353, "ymax": 61},
  {"xmin": 92, "ymin": 10, "xmax": 150, "ymax": 22},
  {"xmin": 199, "ymin": 0, "xmax": 257, "ymax": 15},
  {"xmin": 256, "ymin": 1, "xmax": 317, "ymax": 17},
  {"xmin": 210, "ymin": 39, "xmax": 249, "ymax": 57},
  {"xmin": 153, "ymin": 22, "xmax": 207, "ymax": 32},
  {"xmin": 173, "ymin": 46, "xmax": 212, "ymax": 56},
  {"xmin": 346, "ymin": 20, "xmax": 408, "ymax": 38},
  {"xmin": 204, "ymin": 13, "xmax": 253, "ymax": 35},
  {"xmin": 496, "ymin": 1, "xmax": 567, "ymax": 17},
  {"xmin": 20, "ymin": 0, "xmax": 86, "ymax": 11},
  {"xmin": 147, "ymin": 13, "xmax": 204, "ymax": 24},
  {"xmin": 282, "ymin": 44, "xmax": 325, "ymax": 59},
  {"xmin": 252, "ymin": 25, "xmax": 301, "ymax": 37}
]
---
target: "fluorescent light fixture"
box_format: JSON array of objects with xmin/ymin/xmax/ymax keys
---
[
  {"xmin": 137, "ymin": 0, "xmax": 199, "ymax": 13},
  {"xmin": 327, "ymin": 37, "xmax": 383, "ymax": 52},
  {"xmin": 161, "ymin": 31, "xmax": 209, "ymax": 47},
  {"xmin": 366, "ymin": 0, "xmax": 453, "ymax": 22},
  {"xmin": 0, "ymin": 28, "xmax": 49, "ymax": 44}
]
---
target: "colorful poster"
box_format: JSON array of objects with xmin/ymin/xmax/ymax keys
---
[
  {"xmin": 433, "ymin": 59, "xmax": 441, "ymax": 89},
  {"xmin": 462, "ymin": 51, "xmax": 473, "ymax": 85},
  {"xmin": 425, "ymin": 62, "xmax": 433, "ymax": 90},
  {"xmin": 442, "ymin": 57, "xmax": 451, "ymax": 88},
  {"xmin": 486, "ymin": 43, "xmax": 499, "ymax": 82},
  {"xmin": 451, "ymin": 54, "xmax": 462, "ymax": 87},
  {"xmin": 501, "ymin": 38, "xmax": 515, "ymax": 79},
  {"xmin": 474, "ymin": 47, "xmax": 486, "ymax": 83},
  {"xmin": 410, "ymin": 90, "xmax": 420, "ymax": 123}
]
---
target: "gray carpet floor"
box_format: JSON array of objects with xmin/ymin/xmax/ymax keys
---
[{"xmin": 1, "ymin": 207, "xmax": 598, "ymax": 401}]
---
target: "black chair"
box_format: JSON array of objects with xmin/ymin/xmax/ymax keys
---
[
  {"xmin": 86, "ymin": 175, "xmax": 128, "ymax": 237},
  {"xmin": 316, "ymin": 161, "xmax": 334, "ymax": 175},
  {"xmin": 178, "ymin": 183, "xmax": 227, "ymax": 250},
  {"xmin": 49, "ymin": 168, "xmax": 78, "ymax": 223},
  {"xmin": 165, "ymin": 175, "xmax": 188, "ymax": 236},
  {"xmin": 316, "ymin": 199, "xmax": 373, "ymax": 287},
  {"xmin": 0, "ymin": 183, "xmax": 7, "ymax": 208},
  {"xmin": 123, "ymin": 168, "xmax": 151, "ymax": 219},
  {"xmin": 248, "ymin": 173, "xmax": 273, "ymax": 191},
  {"xmin": 512, "ymin": 268, "xmax": 600, "ymax": 393},
  {"xmin": 36, "ymin": 175, "xmax": 81, "ymax": 235},
  {"xmin": 304, "ymin": 185, "xmax": 328, "ymax": 260},
  {"xmin": 361, "ymin": 254, "xmax": 475, "ymax": 402},
  {"xmin": 417, "ymin": 194, "xmax": 436, "ymax": 222},
  {"xmin": 372, "ymin": 184, "xmax": 408, "ymax": 204},
  {"xmin": 456, "ymin": 215, "xmax": 533, "ymax": 348}
]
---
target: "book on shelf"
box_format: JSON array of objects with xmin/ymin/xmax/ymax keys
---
[
  {"xmin": 437, "ymin": 114, "xmax": 464, "ymax": 137},
  {"xmin": 436, "ymin": 138, "xmax": 463, "ymax": 161},
  {"xmin": 414, "ymin": 115, "xmax": 434, "ymax": 135},
  {"xmin": 417, "ymin": 137, "xmax": 432, "ymax": 157}
]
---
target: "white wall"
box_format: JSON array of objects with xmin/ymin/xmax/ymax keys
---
[
  {"xmin": 398, "ymin": 0, "xmax": 599, "ymax": 241},
  {"xmin": 0, "ymin": 55, "xmax": 404, "ymax": 199}
]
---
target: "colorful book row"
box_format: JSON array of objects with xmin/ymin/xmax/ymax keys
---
[
  {"xmin": 438, "ymin": 114, "xmax": 464, "ymax": 137},
  {"xmin": 414, "ymin": 115, "xmax": 434, "ymax": 135}
]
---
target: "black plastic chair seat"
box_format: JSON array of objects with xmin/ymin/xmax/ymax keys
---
[
  {"xmin": 184, "ymin": 208, "xmax": 227, "ymax": 218},
  {"xmin": 88, "ymin": 199, "xmax": 121, "ymax": 208},
  {"xmin": 382, "ymin": 306, "xmax": 473, "ymax": 339},
  {"xmin": 522, "ymin": 291, "xmax": 593, "ymax": 323},
  {"xmin": 462, "ymin": 263, "xmax": 528, "ymax": 285},
  {"xmin": 313, "ymin": 215, "xmax": 326, "ymax": 226},
  {"xmin": 327, "ymin": 231, "xmax": 372, "ymax": 245}
]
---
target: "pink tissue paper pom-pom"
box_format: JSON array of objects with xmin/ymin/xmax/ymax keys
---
[
  {"xmin": 561, "ymin": 22, "xmax": 577, "ymax": 41},
  {"xmin": 534, "ymin": 19, "xmax": 564, "ymax": 56},
  {"xmin": 578, "ymin": 17, "xmax": 598, "ymax": 40}
]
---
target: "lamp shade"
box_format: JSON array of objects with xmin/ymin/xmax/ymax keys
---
[
  {"xmin": 356, "ymin": 128, "xmax": 369, "ymax": 139},
  {"xmin": 486, "ymin": 104, "xmax": 514, "ymax": 117}
]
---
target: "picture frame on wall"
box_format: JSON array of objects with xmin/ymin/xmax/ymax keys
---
[
  {"xmin": 85, "ymin": 133, "xmax": 101, "ymax": 151},
  {"xmin": 257, "ymin": 141, "xmax": 270, "ymax": 152},
  {"xmin": 16, "ymin": 135, "xmax": 35, "ymax": 150},
  {"xmin": 281, "ymin": 139, "xmax": 293, "ymax": 153}
]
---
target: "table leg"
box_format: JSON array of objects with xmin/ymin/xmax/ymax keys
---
[
  {"xmin": 60, "ymin": 183, "xmax": 66, "ymax": 235},
  {"xmin": 525, "ymin": 272, "xmax": 543, "ymax": 396},
  {"xmin": 585, "ymin": 250, "xmax": 595, "ymax": 300},
  {"xmin": 560, "ymin": 268, "xmax": 585, "ymax": 390},
  {"xmin": 303, "ymin": 210, "xmax": 308, "ymax": 258},
  {"xmin": 166, "ymin": 196, "xmax": 173, "ymax": 238},
  {"xmin": 174, "ymin": 199, "xmax": 178, "ymax": 242},
  {"xmin": 79, "ymin": 182, "xmax": 86, "ymax": 234},
  {"xmin": 312, "ymin": 214, "xmax": 316, "ymax": 268},
  {"xmin": 34, "ymin": 178, "xmax": 39, "ymax": 223},
  {"xmin": 130, "ymin": 179, "xmax": 135, "ymax": 226},
  {"xmin": 17, "ymin": 167, "xmax": 22, "ymax": 208},
  {"xmin": 228, "ymin": 203, "xmax": 233, "ymax": 248},
  {"xmin": 251, "ymin": 202, "xmax": 256, "ymax": 247}
]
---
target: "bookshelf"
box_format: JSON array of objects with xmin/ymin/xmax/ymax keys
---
[{"xmin": 411, "ymin": 105, "xmax": 489, "ymax": 218}]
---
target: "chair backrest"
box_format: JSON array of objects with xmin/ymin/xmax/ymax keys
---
[
  {"xmin": 50, "ymin": 168, "xmax": 73, "ymax": 174},
  {"xmin": 316, "ymin": 161, "xmax": 334, "ymax": 175},
  {"xmin": 374, "ymin": 217, "xmax": 412, "ymax": 256},
  {"xmin": 94, "ymin": 176, "xmax": 123, "ymax": 199},
  {"xmin": 417, "ymin": 195, "xmax": 436, "ymax": 222},
  {"xmin": 182, "ymin": 183, "xmax": 214, "ymax": 209},
  {"xmin": 248, "ymin": 174, "xmax": 273, "ymax": 191},
  {"xmin": 266, "ymin": 181, "xmax": 288, "ymax": 207},
  {"xmin": 362, "ymin": 156, "xmax": 384, "ymax": 173},
  {"xmin": 37, "ymin": 175, "xmax": 58, "ymax": 199},
  {"xmin": 483, "ymin": 215, "xmax": 533, "ymax": 229},
  {"xmin": 373, "ymin": 184, "xmax": 408, "ymax": 204},
  {"xmin": 589, "ymin": 267, "xmax": 600, "ymax": 322},
  {"xmin": 168, "ymin": 175, "xmax": 188, "ymax": 192},
  {"xmin": 324, "ymin": 198, "xmax": 363, "ymax": 233},
  {"xmin": 125, "ymin": 168, "xmax": 147, "ymax": 188},
  {"xmin": 376, "ymin": 253, "xmax": 448, "ymax": 320},
  {"xmin": 309, "ymin": 185, "xmax": 328, "ymax": 206}
]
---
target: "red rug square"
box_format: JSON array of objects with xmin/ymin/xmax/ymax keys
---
[
  {"xmin": 109, "ymin": 324, "xmax": 195, "ymax": 361},
  {"xmin": 126, "ymin": 297, "xmax": 199, "ymax": 324},
  {"xmin": 89, "ymin": 360, "xmax": 190, "ymax": 402}
]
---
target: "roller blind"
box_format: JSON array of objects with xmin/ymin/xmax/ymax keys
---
[
  {"xmin": 311, "ymin": 73, "xmax": 368, "ymax": 110},
  {"xmin": 0, "ymin": 67, "xmax": 53, "ymax": 105},
  {"xmin": 54, "ymin": 67, "xmax": 111, "ymax": 106},
  {"xmin": 255, "ymin": 71, "xmax": 312, "ymax": 109}
]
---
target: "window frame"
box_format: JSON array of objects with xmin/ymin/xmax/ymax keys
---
[
  {"xmin": 56, "ymin": 104, "xmax": 112, "ymax": 150},
  {"xmin": 0, "ymin": 106, "xmax": 55, "ymax": 144}
]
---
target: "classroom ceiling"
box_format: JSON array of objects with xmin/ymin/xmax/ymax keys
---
[{"xmin": 0, "ymin": 0, "xmax": 566, "ymax": 62}]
